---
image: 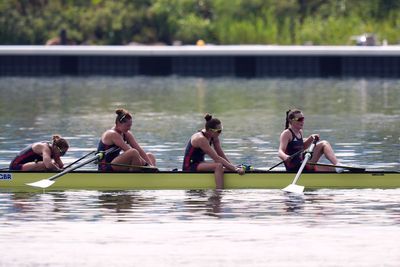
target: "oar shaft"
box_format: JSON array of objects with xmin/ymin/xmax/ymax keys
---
[
  {"xmin": 48, "ymin": 146, "xmax": 119, "ymax": 181},
  {"xmin": 26, "ymin": 146, "xmax": 121, "ymax": 189},
  {"xmin": 291, "ymin": 149, "xmax": 313, "ymax": 185},
  {"xmin": 289, "ymin": 139, "xmax": 318, "ymax": 185},
  {"xmin": 307, "ymin": 162, "xmax": 365, "ymax": 171},
  {"xmin": 268, "ymin": 148, "xmax": 305, "ymax": 171},
  {"xmin": 49, "ymin": 154, "xmax": 100, "ymax": 181},
  {"xmin": 63, "ymin": 150, "xmax": 96, "ymax": 170}
]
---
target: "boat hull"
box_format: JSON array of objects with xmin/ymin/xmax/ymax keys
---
[{"xmin": 1, "ymin": 171, "xmax": 399, "ymax": 192}]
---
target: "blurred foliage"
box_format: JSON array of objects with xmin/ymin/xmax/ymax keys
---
[{"xmin": 1, "ymin": 0, "xmax": 400, "ymax": 45}]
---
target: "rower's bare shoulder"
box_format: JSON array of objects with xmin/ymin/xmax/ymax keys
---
[
  {"xmin": 32, "ymin": 142, "xmax": 47, "ymax": 153},
  {"xmin": 280, "ymin": 129, "xmax": 291, "ymax": 139},
  {"xmin": 191, "ymin": 132, "xmax": 206, "ymax": 146}
]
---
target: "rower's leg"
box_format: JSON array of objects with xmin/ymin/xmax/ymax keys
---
[
  {"xmin": 146, "ymin": 152, "xmax": 156, "ymax": 166},
  {"xmin": 197, "ymin": 162, "xmax": 225, "ymax": 189},
  {"xmin": 112, "ymin": 148, "xmax": 142, "ymax": 171},
  {"xmin": 21, "ymin": 162, "xmax": 47, "ymax": 171},
  {"xmin": 311, "ymin": 140, "xmax": 339, "ymax": 171}
]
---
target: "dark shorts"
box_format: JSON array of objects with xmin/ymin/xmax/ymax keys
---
[
  {"xmin": 98, "ymin": 160, "xmax": 114, "ymax": 172},
  {"xmin": 182, "ymin": 162, "xmax": 201, "ymax": 172},
  {"xmin": 9, "ymin": 164, "xmax": 23, "ymax": 171},
  {"xmin": 285, "ymin": 163, "xmax": 316, "ymax": 173}
]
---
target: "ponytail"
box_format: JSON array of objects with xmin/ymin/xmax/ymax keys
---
[{"xmin": 285, "ymin": 110, "xmax": 291, "ymax": 129}]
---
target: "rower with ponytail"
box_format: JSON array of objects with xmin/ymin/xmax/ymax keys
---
[
  {"xmin": 278, "ymin": 108, "xmax": 342, "ymax": 173},
  {"xmin": 182, "ymin": 113, "xmax": 245, "ymax": 189}
]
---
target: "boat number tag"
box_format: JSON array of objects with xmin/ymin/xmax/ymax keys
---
[{"xmin": 0, "ymin": 173, "xmax": 12, "ymax": 180}]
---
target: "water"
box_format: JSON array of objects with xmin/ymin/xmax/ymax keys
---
[
  {"xmin": 0, "ymin": 77, "xmax": 399, "ymax": 266},
  {"xmin": 0, "ymin": 190, "xmax": 399, "ymax": 266}
]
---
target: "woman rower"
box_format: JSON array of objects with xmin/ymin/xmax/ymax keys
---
[
  {"xmin": 182, "ymin": 113, "xmax": 245, "ymax": 189},
  {"xmin": 9, "ymin": 135, "xmax": 69, "ymax": 171},
  {"xmin": 278, "ymin": 109, "xmax": 342, "ymax": 172},
  {"xmin": 97, "ymin": 108, "xmax": 156, "ymax": 172}
]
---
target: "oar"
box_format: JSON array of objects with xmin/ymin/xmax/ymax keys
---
[
  {"xmin": 26, "ymin": 147, "xmax": 119, "ymax": 189},
  {"xmin": 62, "ymin": 150, "xmax": 96, "ymax": 170},
  {"xmin": 267, "ymin": 149, "xmax": 305, "ymax": 171},
  {"xmin": 306, "ymin": 162, "xmax": 365, "ymax": 172},
  {"xmin": 282, "ymin": 138, "xmax": 318, "ymax": 194}
]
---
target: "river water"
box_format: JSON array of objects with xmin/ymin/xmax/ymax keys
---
[{"xmin": 0, "ymin": 77, "xmax": 399, "ymax": 266}]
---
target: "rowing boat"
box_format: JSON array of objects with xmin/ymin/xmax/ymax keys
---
[{"xmin": 1, "ymin": 170, "xmax": 399, "ymax": 192}]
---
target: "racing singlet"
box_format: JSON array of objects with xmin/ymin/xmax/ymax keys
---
[
  {"xmin": 182, "ymin": 131, "xmax": 213, "ymax": 172},
  {"xmin": 284, "ymin": 129, "xmax": 305, "ymax": 172},
  {"xmin": 97, "ymin": 136, "xmax": 124, "ymax": 172},
  {"xmin": 9, "ymin": 143, "xmax": 47, "ymax": 170}
]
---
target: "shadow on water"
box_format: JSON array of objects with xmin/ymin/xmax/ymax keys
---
[{"xmin": 283, "ymin": 193, "xmax": 306, "ymax": 213}]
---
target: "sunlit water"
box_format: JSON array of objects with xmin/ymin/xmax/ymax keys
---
[{"xmin": 0, "ymin": 77, "xmax": 399, "ymax": 266}]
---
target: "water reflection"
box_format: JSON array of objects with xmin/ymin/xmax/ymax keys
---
[
  {"xmin": 184, "ymin": 190, "xmax": 223, "ymax": 218},
  {"xmin": 283, "ymin": 193, "xmax": 305, "ymax": 213},
  {"xmin": 1, "ymin": 189, "xmax": 399, "ymax": 227}
]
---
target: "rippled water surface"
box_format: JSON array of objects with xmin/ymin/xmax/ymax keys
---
[
  {"xmin": 0, "ymin": 77, "xmax": 399, "ymax": 266},
  {"xmin": 0, "ymin": 190, "xmax": 399, "ymax": 266}
]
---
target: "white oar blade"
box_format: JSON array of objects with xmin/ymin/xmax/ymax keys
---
[
  {"xmin": 26, "ymin": 179, "xmax": 55, "ymax": 189},
  {"xmin": 282, "ymin": 184, "xmax": 304, "ymax": 194}
]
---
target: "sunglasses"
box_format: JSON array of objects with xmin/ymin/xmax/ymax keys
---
[
  {"xmin": 209, "ymin": 127, "xmax": 223, "ymax": 134},
  {"xmin": 56, "ymin": 146, "xmax": 66, "ymax": 156},
  {"xmin": 292, "ymin": 117, "xmax": 305, "ymax": 122}
]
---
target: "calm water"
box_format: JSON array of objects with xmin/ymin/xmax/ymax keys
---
[{"xmin": 0, "ymin": 77, "xmax": 399, "ymax": 266}]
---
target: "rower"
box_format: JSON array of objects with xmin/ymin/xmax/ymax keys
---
[
  {"xmin": 97, "ymin": 108, "xmax": 156, "ymax": 172},
  {"xmin": 9, "ymin": 135, "xmax": 69, "ymax": 171},
  {"xmin": 278, "ymin": 109, "xmax": 343, "ymax": 172},
  {"xmin": 182, "ymin": 113, "xmax": 245, "ymax": 189}
]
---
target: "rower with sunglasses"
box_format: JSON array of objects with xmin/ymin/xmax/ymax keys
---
[
  {"xmin": 182, "ymin": 113, "xmax": 245, "ymax": 189},
  {"xmin": 9, "ymin": 135, "xmax": 69, "ymax": 171},
  {"xmin": 97, "ymin": 108, "xmax": 156, "ymax": 172},
  {"xmin": 278, "ymin": 109, "xmax": 341, "ymax": 172}
]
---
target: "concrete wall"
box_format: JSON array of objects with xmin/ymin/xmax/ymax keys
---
[{"xmin": 1, "ymin": 45, "xmax": 399, "ymax": 77}]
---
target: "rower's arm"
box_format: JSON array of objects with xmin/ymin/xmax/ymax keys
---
[
  {"xmin": 304, "ymin": 134, "xmax": 319, "ymax": 149},
  {"xmin": 278, "ymin": 131, "xmax": 290, "ymax": 161},
  {"xmin": 213, "ymin": 138, "xmax": 230, "ymax": 162},
  {"xmin": 38, "ymin": 144, "xmax": 61, "ymax": 171},
  {"xmin": 125, "ymin": 132, "xmax": 153, "ymax": 165},
  {"xmin": 196, "ymin": 138, "xmax": 237, "ymax": 172}
]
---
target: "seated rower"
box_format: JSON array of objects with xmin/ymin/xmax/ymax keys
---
[
  {"xmin": 97, "ymin": 108, "xmax": 156, "ymax": 172},
  {"xmin": 278, "ymin": 109, "xmax": 341, "ymax": 172},
  {"xmin": 182, "ymin": 113, "xmax": 245, "ymax": 189},
  {"xmin": 9, "ymin": 135, "xmax": 69, "ymax": 171}
]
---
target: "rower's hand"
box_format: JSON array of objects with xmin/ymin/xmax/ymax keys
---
[
  {"xmin": 312, "ymin": 134, "xmax": 320, "ymax": 142},
  {"xmin": 236, "ymin": 167, "xmax": 245, "ymax": 175}
]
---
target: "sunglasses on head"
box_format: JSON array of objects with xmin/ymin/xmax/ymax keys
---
[{"xmin": 292, "ymin": 117, "xmax": 305, "ymax": 122}]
